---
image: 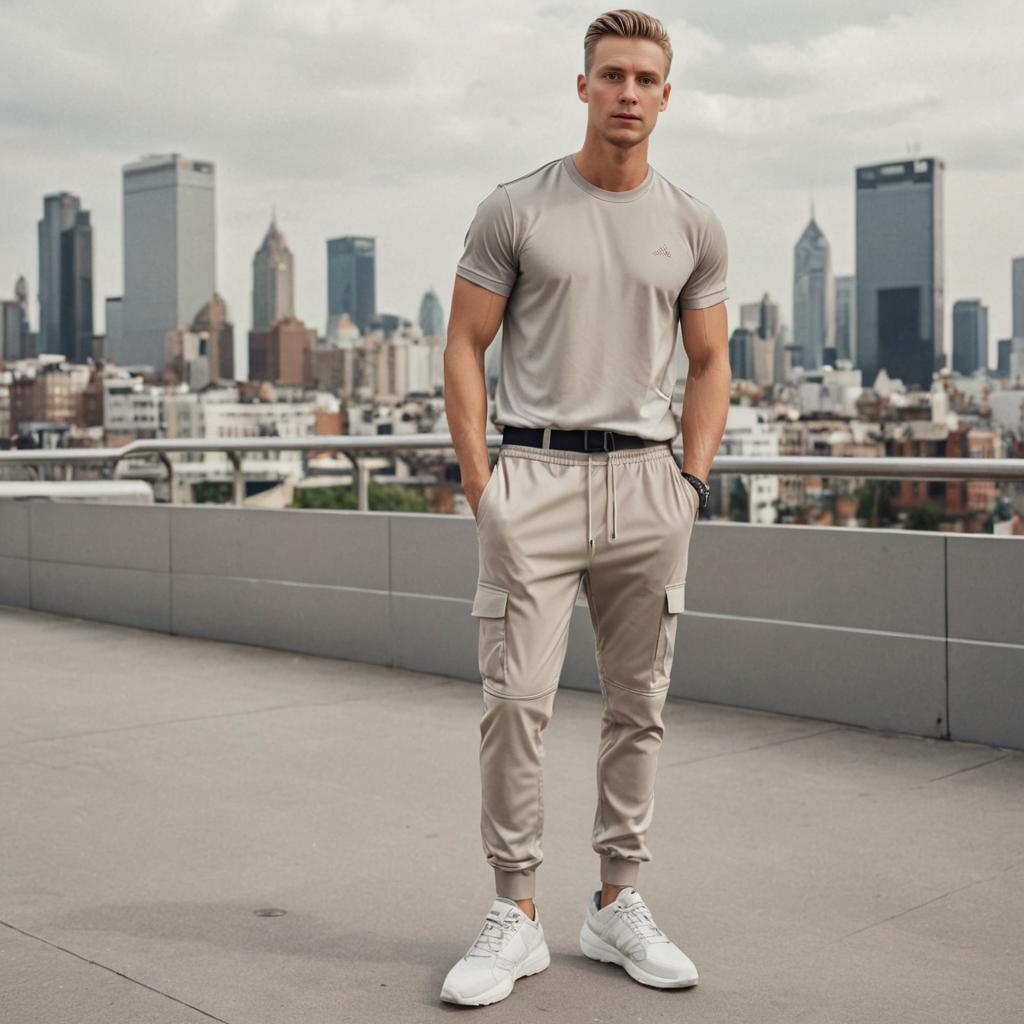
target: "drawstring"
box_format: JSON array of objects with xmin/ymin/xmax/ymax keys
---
[
  {"xmin": 587, "ymin": 455, "xmax": 620, "ymax": 548},
  {"xmin": 587, "ymin": 459, "xmax": 593, "ymax": 548},
  {"xmin": 609, "ymin": 458, "xmax": 618, "ymax": 540}
]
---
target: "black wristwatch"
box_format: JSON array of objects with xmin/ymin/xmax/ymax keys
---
[{"xmin": 680, "ymin": 471, "xmax": 711, "ymax": 512}]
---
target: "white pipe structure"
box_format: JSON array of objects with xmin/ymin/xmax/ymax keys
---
[{"xmin": 1, "ymin": 434, "xmax": 1022, "ymax": 508}]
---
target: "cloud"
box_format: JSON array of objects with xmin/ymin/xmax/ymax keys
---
[{"xmin": 0, "ymin": 0, "xmax": 1021, "ymax": 366}]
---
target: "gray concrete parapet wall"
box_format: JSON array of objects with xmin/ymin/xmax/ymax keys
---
[{"xmin": 1, "ymin": 500, "xmax": 1020, "ymax": 750}]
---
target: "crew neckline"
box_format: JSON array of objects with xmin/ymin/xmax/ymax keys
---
[{"xmin": 562, "ymin": 153, "xmax": 655, "ymax": 203}]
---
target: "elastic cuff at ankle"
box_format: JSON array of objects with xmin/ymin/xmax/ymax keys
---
[
  {"xmin": 494, "ymin": 866, "xmax": 536, "ymax": 900},
  {"xmin": 600, "ymin": 855, "xmax": 640, "ymax": 887}
]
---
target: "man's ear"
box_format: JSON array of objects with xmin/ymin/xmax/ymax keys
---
[
  {"xmin": 660, "ymin": 81, "xmax": 671, "ymax": 111},
  {"xmin": 576, "ymin": 72, "xmax": 588, "ymax": 102}
]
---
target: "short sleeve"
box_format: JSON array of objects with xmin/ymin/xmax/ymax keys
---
[
  {"xmin": 455, "ymin": 185, "xmax": 518, "ymax": 298},
  {"xmin": 677, "ymin": 205, "xmax": 729, "ymax": 310}
]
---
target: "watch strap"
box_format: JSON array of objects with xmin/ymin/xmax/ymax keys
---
[{"xmin": 680, "ymin": 471, "xmax": 710, "ymax": 510}]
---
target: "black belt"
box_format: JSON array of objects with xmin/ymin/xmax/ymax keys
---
[{"xmin": 500, "ymin": 426, "xmax": 667, "ymax": 452}]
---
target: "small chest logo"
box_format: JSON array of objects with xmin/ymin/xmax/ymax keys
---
[{"xmin": 652, "ymin": 244, "xmax": 672, "ymax": 258}]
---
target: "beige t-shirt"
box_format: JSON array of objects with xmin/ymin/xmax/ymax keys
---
[{"xmin": 455, "ymin": 153, "xmax": 729, "ymax": 442}]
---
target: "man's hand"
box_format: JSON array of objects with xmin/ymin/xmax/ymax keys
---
[{"xmin": 464, "ymin": 470, "xmax": 492, "ymax": 518}]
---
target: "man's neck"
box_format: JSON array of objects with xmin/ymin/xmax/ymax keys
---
[{"xmin": 570, "ymin": 139, "xmax": 650, "ymax": 192}]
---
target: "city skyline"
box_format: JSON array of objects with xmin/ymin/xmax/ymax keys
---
[{"xmin": 1, "ymin": 0, "xmax": 1021, "ymax": 369}]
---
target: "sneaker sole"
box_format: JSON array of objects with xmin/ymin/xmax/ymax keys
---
[
  {"xmin": 440, "ymin": 940, "xmax": 551, "ymax": 1006},
  {"xmin": 580, "ymin": 922, "xmax": 698, "ymax": 990}
]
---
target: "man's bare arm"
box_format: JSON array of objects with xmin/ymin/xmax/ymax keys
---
[
  {"xmin": 444, "ymin": 274, "xmax": 509, "ymax": 515},
  {"xmin": 679, "ymin": 302, "xmax": 731, "ymax": 481}
]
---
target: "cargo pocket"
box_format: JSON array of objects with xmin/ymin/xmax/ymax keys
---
[
  {"xmin": 471, "ymin": 581, "xmax": 509, "ymax": 686},
  {"xmin": 653, "ymin": 582, "xmax": 686, "ymax": 688}
]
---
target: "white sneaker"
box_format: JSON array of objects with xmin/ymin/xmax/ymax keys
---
[
  {"xmin": 579, "ymin": 886, "xmax": 699, "ymax": 989},
  {"xmin": 440, "ymin": 896, "xmax": 551, "ymax": 1006}
]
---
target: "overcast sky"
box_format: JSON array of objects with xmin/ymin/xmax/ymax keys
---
[{"xmin": 2, "ymin": 0, "xmax": 1022, "ymax": 373}]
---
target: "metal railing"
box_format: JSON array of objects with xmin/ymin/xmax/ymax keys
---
[{"xmin": 1, "ymin": 433, "xmax": 1022, "ymax": 509}]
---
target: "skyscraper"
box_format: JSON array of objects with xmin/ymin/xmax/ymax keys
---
[
  {"xmin": 60, "ymin": 210, "xmax": 93, "ymax": 362},
  {"xmin": 761, "ymin": 293, "xmax": 780, "ymax": 341},
  {"xmin": 834, "ymin": 275, "xmax": 856, "ymax": 363},
  {"xmin": 739, "ymin": 302, "xmax": 760, "ymax": 333},
  {"xmin": 997, "ymin": 338, "xmax": 1012, "ymax": 378},
  {"xmin": 1011, "ymin": 340, "xmax": 1024, "ymax": 381},
  {"xmin": 419, "ymin": 287, "xmax": 445, "ymax": 338},
  {"xmin": 252, "ymin": 214, "xmax": 295, "ymax": 333},
  {"xmin": 793, "ymin": 210, "xmax": 835, "ymax": 370},
  {"xmin": 327, "ymin": 236, "xmax": 375, "ymax": 336},
  {"xmin": 740, "ymin": 292, "xmax": 780, "ymax": 341},
  {"xmin": 1, "ymin": 300, "xmax": 21, "ymax": 362},
  {"xmin": 120, "ymin": 154, "xmax": 217, "ymax": 369},
  {"xmin": 729, "ymin": 327, "xmax": 755, "ymax": 380},
  {"xmin": 15, "ymin": 275, "xmax": 28, "ymax": 325},
  {"xmin": 14, "ymin": 276, "xmax": 30, "ymax": 358},
  {"xmin": 1012, "ymin": 256, "xmax": 1024, "ymax": 340},
  {"xmin": 855, "ymin": 157, "xmax": 945, "ymax": 389},
  {"xmin": 739, "ymin": 292, "xmax": 782, "ymax": 386},
  {"xmin": 105, "ymin": 297, "xmax": 123, "ymax": 361},
  {"xmin": 952, "ymin": 300, "xmax": 988, "ymax": 376},
  {"xmin": 37, "ymin": 192, "xmax": 91, "ymax": 357}
]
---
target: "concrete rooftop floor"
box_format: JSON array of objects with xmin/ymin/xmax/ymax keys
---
[{"xmin": 2, "ymin": 604, "xmax": 1023, "ymax": 1024}]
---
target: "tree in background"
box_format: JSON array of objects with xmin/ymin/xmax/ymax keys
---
[
  {"xmin": 729, "ymin": 477, "xmax": 749, "ymax": 522},
  {"xmin": 193, "ymin": 481, "xmax": 233, "ymax": 504},
  {"xmin": 905, "ymin": 501, "xmax": 943, "ymax": 532},
  {"xmin": 855, "ymin": 480, "xmax": 898, "ymax": 528},
  {"xmin": 292, "ymin": 480, "xmax": 431, "ymax": 513}
]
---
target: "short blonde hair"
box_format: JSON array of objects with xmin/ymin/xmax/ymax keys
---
[{"xmin": 583, "ymin": 9, "xmax": 673, "ymax": 82}]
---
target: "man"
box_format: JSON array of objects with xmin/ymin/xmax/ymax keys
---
[{"xmin": 441, "ymin": 8, "xmax": 730, "ymax": 1007}]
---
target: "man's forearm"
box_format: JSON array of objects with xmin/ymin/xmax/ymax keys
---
[
  {"xmin": 443, "ymin": 339, "xmax": 492, "ymax": 485},
  {"xmin": 680, "ymin": 351, "xmax": 731, "ymax": 481}
]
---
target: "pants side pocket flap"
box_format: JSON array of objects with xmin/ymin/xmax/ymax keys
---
[
  {"xmin": 665, "ymin": 582, "xmax": 686, "ymax": 615},
  {"xmin": 472, "ymin": 582, "xmax": 509, "ymax": 618}
]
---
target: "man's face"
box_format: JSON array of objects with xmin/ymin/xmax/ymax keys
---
[{"xmin": 577, "ymin": 35, "xmax": 670, "ymax": 149}]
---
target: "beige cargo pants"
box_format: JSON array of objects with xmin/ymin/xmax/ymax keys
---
[{"xmin": 471, "ymin": 440, "xmax": 699, "ymax": 899}]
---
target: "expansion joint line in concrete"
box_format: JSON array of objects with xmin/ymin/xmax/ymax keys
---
[{"xmin": 0, "ymin": 917, "xmax": 233, "ymax": 1023}]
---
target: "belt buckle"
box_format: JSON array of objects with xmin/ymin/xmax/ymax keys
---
[{"xmin": 583, "ymin": 429, "xmax": 613, "ymax": 452}]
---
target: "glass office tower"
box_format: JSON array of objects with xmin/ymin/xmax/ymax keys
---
[
  {"xmin": 37, "ymin": 192, "xmax": 84, "ymax": 356},
  {"xmin": 855, "ymin": 158, "xmax": 944, "ymax": 389},
  {"xmin": 327, "ymin": 236, "xmax": 376, "ymax": 337},
  {"xmin": 59, "ymin": 210, "xmax": 93, "ymax": 363},
  {"xmin": 834, "ymin": 275, "xmax": 856, "ymax": 363},
  {"xmin": 952, "ymin": 299, "xmax": 988, "ymax": 376}
]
